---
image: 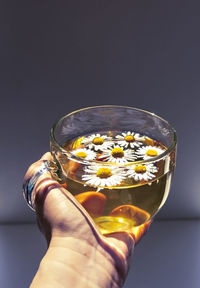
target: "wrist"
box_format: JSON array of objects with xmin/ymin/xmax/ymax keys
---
[{"xmin": 31, "ymin": 235, "xmax": 124, "ymax": 288}]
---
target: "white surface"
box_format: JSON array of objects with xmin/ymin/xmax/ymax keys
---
[{"xmin": 1, "ymin": 220, "xmax": 200, "ymax": 288}]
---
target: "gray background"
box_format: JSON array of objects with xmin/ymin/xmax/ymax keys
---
[{"xmin": 0, "ymin": 0, "xmax": 200, "ymax": 287}]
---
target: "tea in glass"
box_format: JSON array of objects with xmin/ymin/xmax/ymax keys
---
[{"xmin": 50, "ymin": 106, "xmax": 176, "ymax": 235}]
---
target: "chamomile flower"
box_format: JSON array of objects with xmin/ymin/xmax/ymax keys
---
[
  {"xmin": 82, "ymin": 164, "xmax": 126, "ymax": 187},
  {"xmin": 115, "ymin": 131, "xmax": 143, "ymax": 148},
  {"xmin": 71, "ymin": 148, "xmax": 96, "ymax": 161},
  {"xmin": 127, "ymin": 163, "xmax": 158, "ymax": 181},
  {"xmin": 81, "ymin": 133, "xmax": 113, "ymax": 151},
  {"xmin": 99, "ymin": 145, "xmax": 137, "ymax": 164},
  {"xmin": 136, "ymin": 145, "xmax": 166, "ymax": 160}
]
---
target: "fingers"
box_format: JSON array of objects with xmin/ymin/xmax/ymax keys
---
[
  {"xmin": 105, "ymin": 231, "xmax": 135, "ymax": 257},
  {"xmin": 34, "ymin": 174, "xmax": 61, "ymax": 207},
  {"xmin": 104, "ymin": 220, "xmax": 152, "ymax": 266},
  {"xmin": 23, "ymin": 153, "xmax": 52, "ymax": 184},
  {"xmin": 40, "ymin": 152, "xmax": 53, "ymax": 161},
  {"xmin": 132, "ymin": 220, "xmax": 152, "ymax": 244},
  {"xmin": 23, "ymin": 152, "xmax": 58, "ymax": 209}
]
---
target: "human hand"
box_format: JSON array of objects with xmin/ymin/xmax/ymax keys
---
[{"xmin": 23, "ymin": 152, "xmax": 151, "ymax": 288}]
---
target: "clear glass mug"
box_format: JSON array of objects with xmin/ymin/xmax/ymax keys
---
[{"xmin": 49, "ymin": 105, "xmax": 177, "ymax": 235}]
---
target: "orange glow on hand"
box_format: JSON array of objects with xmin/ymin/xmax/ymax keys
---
[
  {"xmin": 131, "ymin": 220, "xmax": 152, "ymax": 244},
  {"xmin": 75, "ymin": 191, "xmax": 107, "ymax": 218}
]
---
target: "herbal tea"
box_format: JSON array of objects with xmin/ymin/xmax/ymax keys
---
[{"xmin": 57, "ymin": 130, "xmax": 174, "ymax": 234}]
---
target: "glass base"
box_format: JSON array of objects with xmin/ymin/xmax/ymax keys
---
[{"xmin": 94, "ymin": 216, "xmax": 134, "ymax": 234}]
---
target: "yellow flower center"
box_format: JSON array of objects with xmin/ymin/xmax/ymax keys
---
[
  {"xmin": 92, "ymin": 137, "xmax": 104, "ymax": 145},
  {"xmin": 111, "ymin": 147, "xmax": 124, "ymax": 158},
  {"xmin": 96, "ymin": 168, "xmax": 112, "ymax": 178},
  {"xmin": 134, "ymin": 165, "xmax": 147, "ymax": 174},
  {"xmin": 124, "ymin": 135, "xmax": 135, "ymax": 142},
  {"xmin": 146, "ymin": 149, "xmax": 158, "ymax": 157},
  {"xmin": 75, "ymin": 151, "xmax": 87, "ymax": 158}
]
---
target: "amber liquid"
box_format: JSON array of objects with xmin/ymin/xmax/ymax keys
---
[
  {"xmin": 63, "ymin": 172, "xmax": 171, "ymax": 234},
  {"xmin": 55, "ymin": 131, "xmax": 174, "ymax": 235}
]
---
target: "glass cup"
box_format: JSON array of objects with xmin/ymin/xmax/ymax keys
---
[{"xmin": 50, "ymin": 105, "xmax": 177, "ymax": 235}]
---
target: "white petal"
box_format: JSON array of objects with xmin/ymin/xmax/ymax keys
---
[{"xmin": 116, "ymin": 135, "xmax": 123, "ymax": 139}]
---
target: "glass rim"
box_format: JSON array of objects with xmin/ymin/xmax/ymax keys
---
[{"xmin": 50, "ymin": 105, "xmax": 177, "ymax": 166}]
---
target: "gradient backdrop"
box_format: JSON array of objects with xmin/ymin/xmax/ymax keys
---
[{"xmin": 0, "ymin": 0, "xmax": 200, "ymax": 287}]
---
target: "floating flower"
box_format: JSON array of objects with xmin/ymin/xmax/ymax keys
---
[
  {"xmin": 71, "ymin": 148, "xmax": 96, "ymax": 161},
  {"xmin": 99, "ymin": 145, "xmax": 137, "ymax": 164},
  {"xmin": 136, "ymin": 145, "xmax": 166, "ymax": 160},
  {"xmin": 82, "ymin": 164, "xmax": 126, "ymax": 187},
  {"xmin": 115, "ymin": 131, "xmax": 143, "ymax": 148},
  {"xmin": 81, "ymin": 133, "xmax": 113, "ymax": 151},
  {"xmin": 127, "ymin": 163, "xmax": 158, "ymax": 181}
]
